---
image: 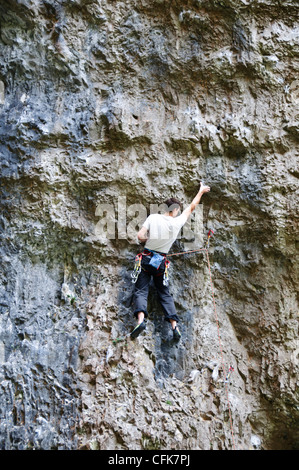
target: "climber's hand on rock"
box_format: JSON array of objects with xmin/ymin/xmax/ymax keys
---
[{"xmin": 199, "ymin": 182, "xmax": 210, "ymax": 194}]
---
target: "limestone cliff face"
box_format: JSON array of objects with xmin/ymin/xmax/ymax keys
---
[{"xmin": 0, "ymin": 0, "xmax": 298, "ymax": 450}]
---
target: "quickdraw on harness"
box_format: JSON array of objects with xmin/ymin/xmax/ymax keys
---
[
  {"xmin": 131, "ymin": 253, "xmax": 142, "ymax": 283},
  {"xmin": 163, "ymin": 259, "xmax": 170, "ymax": 286}
]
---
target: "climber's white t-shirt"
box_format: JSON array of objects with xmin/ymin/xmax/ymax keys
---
[{"xmin": 142, "ymin": 213, "xmax": 188, "ymax": 254}]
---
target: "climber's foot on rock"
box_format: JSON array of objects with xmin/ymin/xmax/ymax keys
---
[
  {"xmin": 130, "ymin": 321, "xmax": 146, "ymax": 339},
  {"xmin": 173, "ymin": 326, "xmax": 181, "ymax": 342}
]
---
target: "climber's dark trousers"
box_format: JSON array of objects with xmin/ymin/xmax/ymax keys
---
[{"xmin": 133, "ymin": 252, "xmax": 179, "ymax": 323}]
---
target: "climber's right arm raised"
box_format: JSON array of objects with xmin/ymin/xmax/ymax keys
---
[{"xmin": 182, "ymin": 182, "xmax": 210, "ymax": 219}]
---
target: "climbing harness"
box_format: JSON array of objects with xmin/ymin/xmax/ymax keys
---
[{"xmin": 131, "ymin": 249, "xmax": 167, "ymax": 284}]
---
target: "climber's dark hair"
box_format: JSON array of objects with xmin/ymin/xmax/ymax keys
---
[{"xmin": 164, "ymin": 197, "xmax": 183, "ymax": 212}]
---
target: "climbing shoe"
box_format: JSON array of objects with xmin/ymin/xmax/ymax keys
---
[
  {"xmin": 130, "ymin": 321, "xmax": 146, "ymax": 339},
  {"xmin": 173, "ymin": 326, "xmax": 181, "ymax": 341}
]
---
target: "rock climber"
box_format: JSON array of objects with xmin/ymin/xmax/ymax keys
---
[{"xmin": 130, "ymin": 181, "xmax": 211, "ymax": 341}]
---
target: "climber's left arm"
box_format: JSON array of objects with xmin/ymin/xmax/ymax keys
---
[{"xmin": 137, "ymin": 226, "xmax": 148, "ymax": 243}]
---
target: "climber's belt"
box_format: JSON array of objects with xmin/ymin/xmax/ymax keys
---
[{"xmin": 143, "ymin": 248, "xmax": 167, "ymax": 257}]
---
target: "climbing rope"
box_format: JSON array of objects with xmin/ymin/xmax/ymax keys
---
[
  {"xmin": 166, "ymin": 233, "xmax": 237, "ymax": 449},
  {"xmin": 205, "ymin": 245, "xmax": 237, "ymax": 450}
]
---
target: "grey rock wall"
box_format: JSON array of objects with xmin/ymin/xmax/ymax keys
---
[{"xmin": 0, "ymin": 0, "xmax": 298, "ymax": 450}]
